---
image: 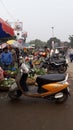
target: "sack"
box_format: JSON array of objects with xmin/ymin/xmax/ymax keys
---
[{"xmin": 0, "ymin": 67, "xmax": 4, "ymax": 80}]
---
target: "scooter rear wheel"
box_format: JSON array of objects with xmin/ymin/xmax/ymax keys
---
[
  {"xmin": 55, "ymin": 92, "xmax": 68, "ymax": 104},
  {"xmin": 8, "ymin": 89, "xmax": 22, "ymax": 100}
]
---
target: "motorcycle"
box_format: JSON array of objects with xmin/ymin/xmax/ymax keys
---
[
  {"xmin": 40, "ymin": 57, "xmax": 68, "ymax": 73},
  {"xmin": 8, "ymin": 72, "xmax": 70, "ymax": 104}
]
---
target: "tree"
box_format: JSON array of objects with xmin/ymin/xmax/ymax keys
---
[
  {"xmin": 69, "ymin": 35, "xmax": 73, "ymax": 47},
  {"xmin": 47, "ymin": 37, "xmax": 61, "ymax": 49},
  {"xmin": 29, "ymin": 39, "xmax": 47, "ymax": 48}
]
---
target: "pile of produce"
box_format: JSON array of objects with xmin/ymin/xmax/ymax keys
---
[
  {"xmin": 26, "ymin": 77, "xmax": 36, "ymax": 85},
  {"xmin": 0, "ymin": 78, "xmax": 15, "ymax": 91},
  {"xmin": 5, "ymin": 68, "xmax": 18, "ymax": 78},
  {"xmin": 27, "ymin": 68, "xmax": 47, "ymax": 85},
  {"xmin": 35, "ymin": 68, "xmax": 46, "ymax": 75}
]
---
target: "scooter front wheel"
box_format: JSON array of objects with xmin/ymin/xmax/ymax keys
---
[
  {"xmin": 54, "ymin": 91, "xmax": 68, "ymax": 104},
  {"xmin": 8, "ymin": 89, "xmax": 22, "ymax": 100}
]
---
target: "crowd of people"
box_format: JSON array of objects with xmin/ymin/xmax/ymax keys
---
[
  {"xmin": 0, "ymin": 45, "xmax": 20, "ymax": 70},
  {"xmin": 0, "ymin": 43, "xmax": 72, "ymax": 78}
]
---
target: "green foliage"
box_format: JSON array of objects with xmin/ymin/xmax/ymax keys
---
[
  {"xmin": 29, "ymin": 36, "xmax": 70, "ymax": 49},
  {"xmin": 29, "ymin": 39, "xmax": 47, "ymax": 48},
  {"xmin": 69, "ymin": 35, "xmax": 73, "ymax": 47},
  {"xmin": 47, "ymin": 37, "xmax": 61, "ymax": 49},
  {"xmin": 0, "ymin": 78, "xmax": 15, "ymax": 87}
]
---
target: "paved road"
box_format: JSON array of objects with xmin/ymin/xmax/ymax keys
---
[{"xmin": 0, "ymin": 62, "xmax": 73, "ymax": 130}]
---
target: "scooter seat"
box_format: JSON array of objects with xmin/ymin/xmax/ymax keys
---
[
  {"xmin": 36, "ymin": 74, "xmax": 65, "ymax": 86},
  {"xmin": 55, "ymin": 60, "xmax": 66, "ymax": 64},
  {"xmin": 52, "ymin": 59, "xmax": 66, "ymax": 64}
]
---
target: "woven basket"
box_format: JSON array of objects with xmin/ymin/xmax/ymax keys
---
[
  {"xmin": 0, "ymin": 86, "xmax": 9, "ymax": 91},
  {"xmin": 26, "ymin": 78, "xmax": 36, "ymax": 85}
]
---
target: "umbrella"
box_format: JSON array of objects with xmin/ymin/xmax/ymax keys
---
[
  {"xmin": 0, "ymin": 43, "xmax": 7, "ymax": 49},
  {"xmin": 7, "ymin": 40, "xmax": 16, "ymax": 44},
  {"xmin": 12, "ymin": 42, "xmax": 21, "ymax": 48},
  {"xmin": 7, "ymin": 40, "xmax": 22, "ymax": 49}
]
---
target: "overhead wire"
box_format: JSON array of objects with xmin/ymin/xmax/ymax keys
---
[
  {"xmin": 0, "ymin": 0, "xmax": 16, "ymax": 21},
  {"xmin": 0, "ymin": 0, "xmax": 23, "ymax": 31}
]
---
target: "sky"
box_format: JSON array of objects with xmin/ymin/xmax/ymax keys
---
[{"xmin": 0, "ymin": 0, "xmax": 73, "ymax": 42}]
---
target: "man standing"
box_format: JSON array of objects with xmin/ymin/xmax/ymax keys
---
[
  {"xmin": 1, "ymin": 46, "xmax": 13, "ymax": 70},
  {"xmin": 69, "ymin": 47, "xmax": 73, "ymax": 62}
]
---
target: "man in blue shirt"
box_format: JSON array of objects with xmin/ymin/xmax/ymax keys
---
[{"xmin": 1, "ymin": 46, "xmax": 13, "ymax": 70}]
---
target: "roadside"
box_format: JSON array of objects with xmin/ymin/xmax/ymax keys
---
[
  {"xmin": 67, "ymin": 62, "xmax": 73, "ymax": 97},
  {"xmin": 67, "ymin": 62, "xmax": 73, "ymax": 79}
]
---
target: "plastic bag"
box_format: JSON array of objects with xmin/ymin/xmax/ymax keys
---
[{"xmin": 0, "ymin": 67, "xmax": 4, "ymax": 80}]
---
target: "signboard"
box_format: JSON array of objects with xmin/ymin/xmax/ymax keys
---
[
  {"xmin": 21, "ymin": 32, "xmax": 27, "ymax": 38},
  {"xmin": 14, "ymin": 22, "xmax": 23, "ymax": 31}
]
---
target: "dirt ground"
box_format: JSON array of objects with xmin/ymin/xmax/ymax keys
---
[{"xmin": 67, "ymin": 62, "xmax": 73, "ymax": 78}]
